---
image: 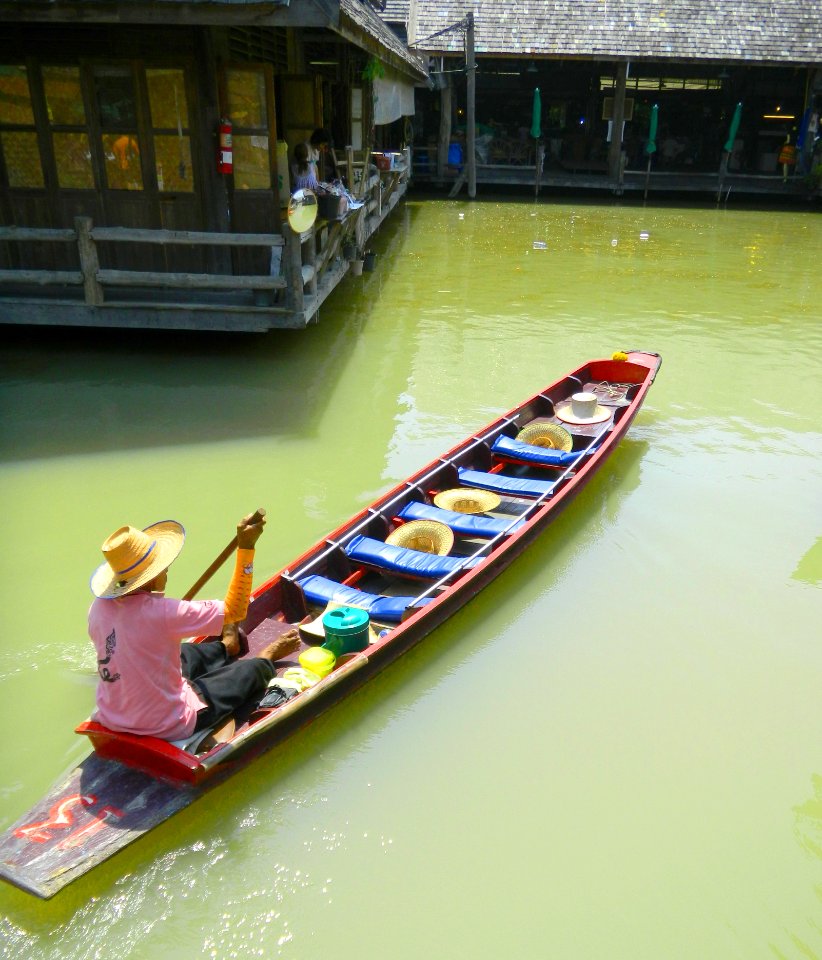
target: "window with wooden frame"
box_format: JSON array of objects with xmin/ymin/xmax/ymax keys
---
[
  {"xmin": 0, "ymin": 64, "xmax": 45, "ymax": 188},
  {"xmin": 42, "ymin": 65, "xmax": 95, "ymax": 190},
  {"xmin": 146, "ymin": 67, "xmax": 193, "ymax": 193},
  {"xmin": 224, "ymin": 65, "xmax": 276, "ymax": 191},
  {"xmin": 93, "ymin": 64, "xmax": 143, "ymax": 191}
]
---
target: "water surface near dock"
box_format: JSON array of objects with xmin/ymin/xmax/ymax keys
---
[{"xmin": 1, "ymin": 197, "xmax": 821, "ymax": 959}]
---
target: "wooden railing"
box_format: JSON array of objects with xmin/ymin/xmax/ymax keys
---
[
  {"xmin": 0, "ymin": 150, "xmax": 412, "ymax": 331},
  {"xmin": 0, "ymin": 216, "xmax": 307, "ymax": 313}
]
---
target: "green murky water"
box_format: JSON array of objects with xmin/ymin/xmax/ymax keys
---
[{"xmin": 1, "ymin": 195, "xmax": 821, "ymax": 959}]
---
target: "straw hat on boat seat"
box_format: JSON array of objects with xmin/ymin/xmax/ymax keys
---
[
  {"xmin": 516, "ymin": 422, "xmax": 573, "ymax": 451},
  {"xmin": 555, "ymin": 391, "xmax": 612, "ymax": 425},
  {"xmin": 386, "ymin": 519, "xmax": 454, "ymax": 555},
  {"xmin": 90, "ymin": 520, "xmax": 185, "ymax": 598},
  {"xmin": 433, "ymin": 488, "xmax": 501, "ymax": 514}
]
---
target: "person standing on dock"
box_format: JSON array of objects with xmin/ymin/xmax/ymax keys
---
[{"xmin": 88, "ymin": 512, "xmax": 300, "ymax": 741}]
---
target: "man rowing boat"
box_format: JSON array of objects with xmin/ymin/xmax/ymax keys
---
[{"xmin": 88, "ymin": 512, "xmax": 300, "ymax": 741}]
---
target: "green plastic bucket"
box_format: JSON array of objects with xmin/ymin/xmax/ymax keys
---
[{"xmin": 321, "ymin": 606, "xmax": 370, "ymax": 656}]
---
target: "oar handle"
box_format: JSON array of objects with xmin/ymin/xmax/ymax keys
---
[{"xmin": 182, "ymin": 508, "xmax": 266, "ymax": 601}]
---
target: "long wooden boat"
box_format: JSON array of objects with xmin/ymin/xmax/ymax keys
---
[{"xmin": 0, "ymin": 351, "xmax": 661, "ymax": 899}]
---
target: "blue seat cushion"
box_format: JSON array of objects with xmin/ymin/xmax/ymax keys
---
[
  {"xmin": 457, "ymin": 467, "xmax": 558, "ymax": 499},
  {"xmin": 492, "ymin": 434, "xmax": 581, "ymax": 467},
  {"xmin": 345, "ymin": 535, "xmax": 481, "ymax": 579},
  {"xmin": 296, "ymin": 574, "xmax": 431, "ymax": 622},
  {"xmin": 398, "ymin": 501, "xmax": 524, "ymax": 538}
]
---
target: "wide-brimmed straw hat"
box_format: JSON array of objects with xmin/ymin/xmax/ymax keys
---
[
  {"xmin": 90, "ymin": 520, "xmax": 185, "ymax": 598},
  {"xmin": 555, "ymin": 391, "xmax": 612, "ymax": 425},
  {"xmin": 516, "ymin": 422, "xmax": 573, "ymax": 451},
  {"xmin": 386, "ymin": 519, "xmax": 454, "ymax": 555},
  {"xmin": 433, "ymin": 488, "xmax": 501, "ymax": 514}
]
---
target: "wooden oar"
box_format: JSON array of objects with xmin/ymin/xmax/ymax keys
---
[{"xmin": 182, "ymin": 508, "xmax": 266, "ymax": 601}]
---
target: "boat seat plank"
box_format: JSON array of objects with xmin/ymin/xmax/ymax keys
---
[
  {"xmin": 491, "ymin": 435, "xmax": 582, "ymax": 468},
  {"xmin": 297, "ymin": 574, "xmax": 432, "ymax": 622},
  {"xmin": 457, "ymin": 467, "xmax": 559, "ymax": 499},
  {"xmin": 398, "ymin": 501, "xmax": 524, "ymax": 537},
  {"xmin": 345, "ymin": 535, "xmax": 481, "ymax": 579}
]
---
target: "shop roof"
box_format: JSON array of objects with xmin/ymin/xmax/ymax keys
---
[
  {"xmin": 340, "ymin": 0, "xmax": 427, "ymax": 78},
  {"xmin": 409, "ymin": 0, "xmax": 822, "ymax": 65}
]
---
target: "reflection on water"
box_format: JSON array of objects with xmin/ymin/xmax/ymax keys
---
[{"xmin": 1, "ymin": 196, "xmax": 821, "ymax": 959}]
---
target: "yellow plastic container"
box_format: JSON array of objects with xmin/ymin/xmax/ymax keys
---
[{"xmin": 298, "ymin": 646, "xmax": 336, "ymax": 679}]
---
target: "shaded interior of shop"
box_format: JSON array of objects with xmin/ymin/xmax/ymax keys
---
[{"xmin": 412, "ymin": 57, "xmax": 809, "ymax": 177}]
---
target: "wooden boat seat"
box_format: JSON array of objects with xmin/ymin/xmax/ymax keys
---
[
  {"xmin": 296, "ymin": 574, "xmax": 432, "ymax": 621},
  {"xmin": 398, "ymin": 501, "xmax": 524, "ymax": 538},
  {"xmin": 491, "ymin": 435, "xmax": 582, "ymax": 468},
  {"xmin": 457, "ymin": 467, "xmax": 559, "ymax": 499},
  {"xmin": 345, "ymin": 535, "xmax": 481, "ymax": 579}
]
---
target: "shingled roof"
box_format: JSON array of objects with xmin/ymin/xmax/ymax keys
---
[
  {"xmin": 408, "ymin": 0, "xmax": 822, "ymax": 65},
  {"xmin": 341, "ymin": 0, "xmax": 427, "ymax": 77}
]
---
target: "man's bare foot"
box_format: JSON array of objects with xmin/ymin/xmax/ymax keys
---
[
  {"xmin": 221, "ymin": 622, "xmax": 242, "ymax": 658},
  {"xmin": 259, "ymin": 629, "xmax": 301, "ymax": 663}
]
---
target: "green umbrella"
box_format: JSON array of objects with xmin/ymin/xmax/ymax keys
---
[
  {"xmin": 530, "ymin": 87, "xmax": 542, "ymax": 139},
  {"xmin": 723, "ymin": 101, "xmax": 742, "ymax": 153},
  {"xmin": 645, "ymin": 103, "xmax": 658, "ymax": 155},
  {"xmin": 643, "ymin": 104, "xmax": 659, "ymax": 201}
]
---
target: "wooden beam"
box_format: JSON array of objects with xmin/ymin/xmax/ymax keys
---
[
  {"xmin": 0, "ymin": 269, "xmax": 82, "ymax": 286},
  {"xmin": 91, "ymin": 227, "xmax": 284, "ymax": 247},
  {"xmin": 465, "ymin": 13, "xmax": 476, "ymax": 198},
  {"xmin": 438, "ymin": 78, "xmax": 452, "ymax": 181},
  {"xmin": 75, "ymin": 216, "xmax": 104, "ymax": 306},
  {"xmin": 608, "ymin": 62, "xmax": 628, "ymax": 182},
  {"xmin": 96, "ymin": 270, "xmax": 286, "ymax": 290}
]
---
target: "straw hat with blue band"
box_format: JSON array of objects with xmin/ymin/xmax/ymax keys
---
[{"xmin": 90, "ymin": 520, "xmax": 186, "ymax": 598}]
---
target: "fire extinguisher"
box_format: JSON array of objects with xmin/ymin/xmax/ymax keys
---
[{"xmin": 217, "ymin": 118, "xmax": 233, "ymax": 174}]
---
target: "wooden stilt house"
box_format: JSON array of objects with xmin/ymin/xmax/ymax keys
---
[{"xmin": 0, "ymin": 1, "xmax": 428, "ymax": 331}]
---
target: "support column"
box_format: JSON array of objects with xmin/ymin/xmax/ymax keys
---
[
  {"xmin": 437, "ymin": 77, "xmax": 452, "ymax": 181},
  {"xmin": 608, "ymin": 61, "xmax": 628, "ymax": 183},
  {"xmin": 466, "ymin": 13, "xmax": 476, "ymax": 198}
]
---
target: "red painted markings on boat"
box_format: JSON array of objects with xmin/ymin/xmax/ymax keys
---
[{"xmin": 14, "ymin": 794, "xmax": 123, "ymax": 848}]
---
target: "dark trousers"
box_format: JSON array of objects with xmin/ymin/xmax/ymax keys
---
[{"xmin": 180, "ymin": 641, "xmax": 275, "ymax": 732}]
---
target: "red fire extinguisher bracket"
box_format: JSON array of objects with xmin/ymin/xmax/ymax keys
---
[{"xmin": 217, "ymin": 118, "xmax": 233, "ymax": 175}]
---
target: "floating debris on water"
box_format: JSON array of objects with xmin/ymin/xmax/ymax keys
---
[
  {"xmin": 639, "ymin": 232, "xmax": 650, "ymax": 240},
  {"xmin": 533, "ymin": 240, "xmax": 547, "ymax": 249}
]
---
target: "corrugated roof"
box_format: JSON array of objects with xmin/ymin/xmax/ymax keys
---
[{"xmin": 409, "ymin": 1, "xmax": 822, "ymax": 64}]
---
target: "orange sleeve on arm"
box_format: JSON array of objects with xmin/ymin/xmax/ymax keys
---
[{"xmin": 224, "ymin": 548, "xmax": 255, "ymax": 623}]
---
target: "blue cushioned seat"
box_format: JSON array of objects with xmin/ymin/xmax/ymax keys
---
[
  {"xmin": 457, "ymin": 467, "xmax": 558, "ymax": 499},
  {"xmin": 345, "ymin": 535, "xmax": 481, "ymax": 579},
  {"xmin": 398, "ymin": 501, "xmax": 524, "ymax": 538},
  {"xmin": 296, "ymin": 574, "xmax": 432, "ymax": 622},
  {"xmin": 492, "ymin": 434, "xmax": 582, "ymax": 467}
]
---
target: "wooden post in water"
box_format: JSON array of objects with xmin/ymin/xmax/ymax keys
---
[
  {"xmin": 465, "ymin": 13, "xmax": 476, "ymax": 198},
  {"xmin": 437, "ymin": 76, "xmax": 452, "ymax": 182},
  {"xmin": 608, "ymin": 61, "xmax": 628, "ymax": 185},
  {"xmin": 283, "ymin": 226, "xmax": 304, "ymax": 316}
]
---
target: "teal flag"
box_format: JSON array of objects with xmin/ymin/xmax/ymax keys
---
[
  {"xmin": 646, "ymin": 103, "xmax": 658, "ymax": 155},
  {"xmin": 723, "ymin": 102, "xmax": 742, "ymax": 153},
  {"xmin": 530, "ymin": 87, "xmax": 542, "ymax": 139}
]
